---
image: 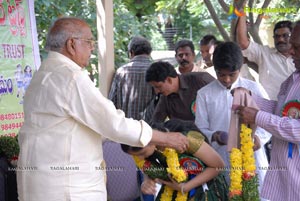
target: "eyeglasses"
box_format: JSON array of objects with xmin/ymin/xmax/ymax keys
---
[
  {"xmin": 273, "ymin": 33, "xmax": 291, "ymax": 40},
  {"xmin": 72, "ymin": 37, "xmax": 97, "ymax": 48}
]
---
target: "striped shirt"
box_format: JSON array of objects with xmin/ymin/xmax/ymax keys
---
[
  {"xmin": 254, "ymin": 71, "xmax": 300, "ymax": 201},
  {"xmin": 108, "ymin": 55, "xmax": 154, "ymax": 120}
]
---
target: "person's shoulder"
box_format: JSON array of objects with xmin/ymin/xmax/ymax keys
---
[
  {"xmin": 247, "ymin": 41, "xmax": 274, "ymax": 52},
  {"xmin": 114, "ymin": 62, "xmax": 134, "ymax": 75},
  {"xmin": 183, "ymin": 71, "xmax": 213, "ymax": 79},
  {"xmin": 239, "ymin": 77, "xmax": 267, "ymax": 94},
  {"xmin": 197, "ymin": 80, "xmax": 217, "ymax": 94},
  {"xmin": 239, "ymin": 77, "xmax": 259, "ymax": 87}
]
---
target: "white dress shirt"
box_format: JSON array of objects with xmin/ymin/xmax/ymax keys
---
[
  {"xmin": 242, "ymin": 41, "xmax": 295, "ymax": 100},
  {"xmin": 17, "ymin": 51, "xmax": 152, "ymax": 201}
]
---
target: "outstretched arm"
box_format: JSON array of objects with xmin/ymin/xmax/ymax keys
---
[
  {"xmin": 181, "ymin": 142, "xmax": 225, "ymax": 193},
  {"xmin": 150, "ymin": 130, "xmax": 189, "ymax": 153},
  {"xmin": 236, "ymin": 15, "xmax": 250, "ymax": 50}
]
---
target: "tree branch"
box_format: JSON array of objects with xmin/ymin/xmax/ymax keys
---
[
  {"xmin": 204, "ymin": 0, "xmax": 230, "ymax": 41},
  {"xmin": 218, "ymin": 0, "xmax": 229, "ymax": 13},
  {"xmin": 254, "ymin": 0, "xmax": 272, "ymax": 28}
]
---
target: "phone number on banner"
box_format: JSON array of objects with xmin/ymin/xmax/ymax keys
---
[
  {"xmin": 0, "ymin": 112, "xmax": 24, "ymax": 121},
  {"xmin": 1, "ymin": 122, "xmax": 24, "ymax": 131}
]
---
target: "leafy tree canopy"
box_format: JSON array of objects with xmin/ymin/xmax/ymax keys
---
[{"xmin": 35, "ymin": 0, "xmax": 300, "ymax": 83}]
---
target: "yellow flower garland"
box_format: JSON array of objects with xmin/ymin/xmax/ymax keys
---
[
  {"xmin": 229, "ymin": 124, "xmax": 259, "ymax": 201},
  {"xmin": 133, "ymin": 148, "xmax": 188, "ymax": 201},
  {"xmin": 240, "ymin": 125, "xmax": 256, "ymax": 173},
  {"xmin": 133, "ymin": 156, "xmax": 145, "ymax": 169},
  {"xmin": 229, "ymin": 148, "xmax": 242, "ymax": 198}
]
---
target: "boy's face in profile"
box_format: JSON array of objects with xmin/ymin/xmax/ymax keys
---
[{"xmin": 216, "ymin": 69, "xmax": 240, "ymax": 89}]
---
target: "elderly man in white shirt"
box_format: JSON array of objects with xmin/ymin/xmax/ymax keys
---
[
  {"xmin": 17, "ymin": 17, "xmax": 188, "ymax": 201},
  {"xmin": 237, "ymin": 15, "xmax": 295, "ymax": 100},
  {"xmin": 195, "ymin": 42, "xmax": 270, "ymax": 200}
]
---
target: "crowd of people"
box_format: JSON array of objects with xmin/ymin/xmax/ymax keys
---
[{"xmin": 15, "ymin": 10, "xmax": 300, "ymax": 201}]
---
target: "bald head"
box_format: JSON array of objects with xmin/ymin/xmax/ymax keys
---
[{"xmin": 45, "ymin": 17, "xmax": 90, "ymax": 52}]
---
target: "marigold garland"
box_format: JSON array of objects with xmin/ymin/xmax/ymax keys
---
[
  {"xmin": 240, "ymin": 124, "xmax": 259, "ymax": 201},
  {"xmin": 229, "ymin": 124, "xmax": 259, "ymax": 201},
  {"xmin": 229, "ymin": 148, "xmax": 242, "ymax": 201},
  {"xmin": 133, "ymin": 148, "xmax": 188, "ymax": 201},
  {"xmin": 163, "ymin": 148, "xmax": 187, "ymax": 183},
  {"xmin": 133, "ymin": 156, "xmax": 145, "ymax": 169}
]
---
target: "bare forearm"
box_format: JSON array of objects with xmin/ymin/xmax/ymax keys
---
[
  {"xmin": 150, "ymin": 130, "xmax": 188, "ymax": 152},
  {"xmin": 183, "ymin": 167, "xmax": 220, "ymax": 193},
  {"xmin": 236, "ymin": 15, "xmax": 250, "ymax": 50}
]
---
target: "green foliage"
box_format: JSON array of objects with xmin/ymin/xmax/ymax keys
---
[
  {"xmin": 113, "ymin": 0, "xmax": 165, "ymax": 67},
  {"xmin": 156, "ymin": 0, "xmax": 224, "ymax": 48},
  {"xmin": 122, "ymin": 0, "xmax": 156, "ymax": 19},
  {"xmin": 34, "ymin": 0, "xmax": 300, "ymax": 74},
  {"xmin": 35, "ymin": 0, "xmax": 98, "ymax": 85},
  {"xmin": 242, "ymin": 175, "xmax": 259, "ymax": 201},
  {"xmin": 263, "ymin": 0, "xmax": 300, "ymax": 24},
  {"xmin": 0, "ymin": 136, "xmax": 19, "ymax": 160},
  {"xmin": 35, "ymin": 0, "xmax": 97, "ymax": 58}
]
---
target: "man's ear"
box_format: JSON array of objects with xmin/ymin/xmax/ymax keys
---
[
  {"xmin": 166, "ymin": 76, "xmax": 173, "ymax": 84},
  {"xmin": 209, "ymin": 45, "xmax": 215, "ymax": 54},
  {"xmin": 128, "ymin": 51, "xmax": 134, "ymax": 59},
  {"xmin": 65, "ymin": 38, "xmax": 76, "ymax": 55}
]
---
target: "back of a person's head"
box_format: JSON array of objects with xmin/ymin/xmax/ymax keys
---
[
  {"xmin": 145, "ymin": 61, "xmax": 177, "ymax": 82},
  {"xmin": 199, "ymin": 34, "xmax": 218, "ymax": 46},
  {"xmin": 213, "ymin": 41, "xmax": 243, "ymax": 72},
  {"xmin": 45, "ymin": 17, "xmax": 87, "ymax": 52},
  {"xmin": 174, "ymin": 39, "xmax": 195, "ymax": 54},
  {"xmin": 274, "ymin": 20, "xmax": 293, "ymax": 33},
  {"xmin": 128, "ymin": 36, "xmax": 152, "ymax": 55}
]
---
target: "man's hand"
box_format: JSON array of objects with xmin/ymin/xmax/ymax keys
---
[
  {"xmin": 155, "ymin": 176, "xmax": 182, "ymax": 192},
  {"xmin": 166, "ymin": 132, "xmax": 189, "ymax": 153},
  {"xmin": 141, "ymin": 176, "xmax": 157, "ymax": 195},
  {"xmin": 231, "ymin": 87, "xmax": 251, "ymax": 97},
  {"xmin": 151, "ymin": 130, "xmax": 189, "ymax": 153},
  {"xmin": 235, "ymin": 106, "xmax": 258, "ymax": 124}
]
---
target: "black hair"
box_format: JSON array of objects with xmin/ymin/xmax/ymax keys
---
[
  {"xmin": 145, "ymin": 61, "xmax": 177, "ymax": 82},
  {"xmin": 199, "ymin": 34, "xmax": 218, "ymax": 46},
  {"xmin": 128, "ymin": 36, "xmax": 152, "ymax": 55},
  {"xmin": 120, "ymin": 144, "xmax": 143, "ymax": 154},
  {"xmin": 174, "ymin": 39, "xmax": 195, "ymax": 54},
  {"xmin": 273, "ymin": 20, "xmax": 293, "ymax": 34},
  {"xmin": 213, "ymin": 41, "xmax": 243, "ymax": 72},
  {"xmin": 151, "ymin": 119, "xmax": 209, "ymax": 143}
]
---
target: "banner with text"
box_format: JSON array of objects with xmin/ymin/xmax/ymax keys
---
[{"xmin": 0, "ymin": 0, "xmax": 40, "ymax": 137}]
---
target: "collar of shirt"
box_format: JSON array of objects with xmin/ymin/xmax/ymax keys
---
[
  {"xmin": 47, "ymin": 51, "xmax": 82, "ymax": 71},
  {"xmin": 272, "ymin": 48, "xmax": 293, "ymax": 60},
  {"xmin": 216, "ymin": 76, "xmax": 241, "ymax": 90},
  {"xmin": 130, "ymin": 55, "xmax": 151, "ymax": 62}
]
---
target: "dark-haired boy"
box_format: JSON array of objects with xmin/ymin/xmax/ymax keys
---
[{"xmin": 195, "ymin": 42, "xmax": 271, "ymax": 199}]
